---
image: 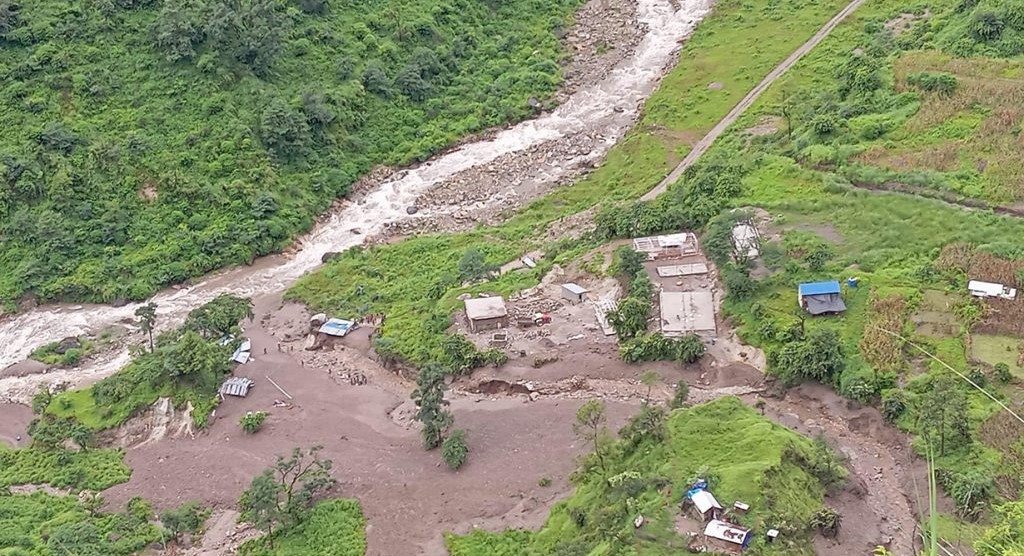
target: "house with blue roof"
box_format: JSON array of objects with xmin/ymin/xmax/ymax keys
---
[{"xmin": 798, "ymin": 280, "xmax": 846, "ymax": 315}]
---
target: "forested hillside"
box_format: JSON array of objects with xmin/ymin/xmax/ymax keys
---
[{"xmin": 0, "ymin": 0, "xmax": 580, "ymax": 308}]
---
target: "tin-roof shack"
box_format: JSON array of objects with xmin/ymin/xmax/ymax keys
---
[
  {"xmin": 660, "ymin": 291, "xmax": 716, "ymax": 337},
  {"xmin": 968, "ymin": 280, "xmax": 1017, "ymax": 300},
  {"xmin": 690, "ymin": 490, "xmax": 724, "ymax": 520},
  {"xmin": 464, "ymin": 297, "xmax": 508, "ymax": 333},
  {"xmin": 319, "ymin": 318, "xmax": 356, "ymax": 337},
  {"xmin": 704, "ymin": 519, "xmax": 753, "ymax": 553},
  {"xmin": 798, "ymin": 281, "xmax": 846, "ymax": 315},
  {"xmin": 561, "ymin": 283, "xmax": 589, "ymax": 304}
]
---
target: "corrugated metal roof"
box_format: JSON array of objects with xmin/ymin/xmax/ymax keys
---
[
  {"xmin": 798, "ymin": 280, "xmax": 841, "ymax": 296},
  {"xmin": 704, "ymin": 519, "xmax": 751, "ymax": 546},
  {"xmin": 220, "ymin": 377, "xmax": 254, "ymax": 397},
  {"xmin": 319, "ymin": 318, "xmax": 354, "ymax": 337},
  {"xmin": 690, "ymin": 490, "xmax": 723, "ymax": 514},
  {"xmin": 804, "ymin": 295, "xmax": 847, "ymax": 315}
]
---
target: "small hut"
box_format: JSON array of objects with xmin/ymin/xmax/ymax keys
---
[
  {"xmin": 561, "ymin": 283, "xmax": 589, "ymax": 304},
  {"xmin": 464, "ymin": 297, "xmax": 508, "ymax": 332}
]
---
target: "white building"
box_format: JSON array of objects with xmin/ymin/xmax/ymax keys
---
[{"xmin": 968, "ymin": 280, "xmax": 1017, "ymax": 300}]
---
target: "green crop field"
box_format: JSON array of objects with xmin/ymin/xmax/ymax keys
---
[
  {"xmin": 971, "ymin": 333, "xmax": 1024, "ymax": 378},
  {"xmin": 446, "ymin": 397, "xmax": 837, "ymax": 555}
]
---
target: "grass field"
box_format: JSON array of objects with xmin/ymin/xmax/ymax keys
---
[
  {"xmin": 239, "ymin": 499, "xmax": 366, "ymax": 556},
  {"xmin": 971, "ymin": 334, "xmax": 1024, "ymax": 378},
  {"xmin": 446, "ymin": 397, "xmax": 834, "ymax": 555},
  {"xmin": 289, "ymin": 0, "xmax": 854, "ymax": 368}
]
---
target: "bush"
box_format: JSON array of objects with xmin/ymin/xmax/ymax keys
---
[
  {"xmin": 810, "ymin": 506, "xmax": 842, "ymax": 537},
  {"xmin": 618, "ymin": 405, "xmax": 667, "ymax": 448},
  {"xmin": 162, "ymin": 502, "xmax": 210, "ymax": 541},
  {"xmin": 769, "ymin": 328, "xmax": 845, "ymax": 385},
  {"xmin": 619, "ymin": 334, "xmax": 704, "ymax": 364},
  {"xmin": 723, "ymin": 266, "xmax": 757, "ymax": 300},
  {"xmin": 441, "ymin": 430, "xmax": 468, "ymax": 470},
  {"xmin": 967, "ymin": 367, "xmax": 987, "ymax": 388},
  {"xmin": 670, "ymin": 380, "xmax": 690, "ymax": 409},
  {"xmin": 240, "ymin": 411, "xmax": 267, "ymax": 434},
  {"xmin": 994, "ymin": 362, "xmax": 1013, "ymax": 383},
  {"xmin": 880, "ymin": 389, "xmax": 907, "ymax": 422},
  {"xmin": 907, "ymin": 71, "xmax": 959, "ymax": 96},
  {"xmin": 943, "ymin": 469, "xmax": 994, "ymax": 520}
]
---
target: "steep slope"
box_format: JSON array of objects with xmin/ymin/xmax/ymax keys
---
[{"xmin": 0, "ymin": 0, "xmax": 580, "ymax": 307}]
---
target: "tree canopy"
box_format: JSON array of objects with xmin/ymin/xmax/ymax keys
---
[{"xmin": 0, "ymin": 0, "xmax": 581, "ymax": 308}]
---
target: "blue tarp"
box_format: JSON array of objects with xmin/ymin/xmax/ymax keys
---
[{"xmin": 798, "ymin": 280, "xmax": 841, "ymax": 296}]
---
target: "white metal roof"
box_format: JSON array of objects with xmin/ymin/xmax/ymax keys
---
[
  {"xmin": 968, "ymin": 280, "xmax": 1017, "ymax": 299},
  {"xmin": 562, "ymin": 283, "xmax": 588, "ymax": 295},
  {"xmin": 220, "ymin": 377, "xmax": 255, "ymax": 397},
  {"xmin": 691, "ymin": 490, "xmax": 723, "ymax": 514},
  {"xmin": 318, "ymin": 318, "xmax": 355, "ymax": 337},
  {"xmin": 658, "ymin": 232, "xmax": 696, "ymax": 248},
  {"xmin": 660, "ymin": 291, "xmax": 716, "ymax": 335},
  {"xmin": 704, "ymin": 519, "xmax": 751, "ymax": 545},
  {"xmin": 633, "ymin": 232, "xmax": 697, "ymax": 253},
  {"xmin": 465, "ymin": 296, "xmax": 507, "ymax": 320}
]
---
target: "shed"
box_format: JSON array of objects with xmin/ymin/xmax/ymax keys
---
[
  {"xmin": 465, "ymin": 297, "xmax": 508, "ymax": 332},
  {"xmin": 798, "ymin": 281, "xmax": 846, "ymax": 315},
  {"xmin": 704, "ymin": 519, "xmax": 753, "ymax": 552},
  {"xmin": 968, "ymin": 280, "xmax": 1017, "ymax": 300},
  {"xmin": 561, "ymin": 283, "xmax": 589, "ymax": 304},
  {"xmin": 219, "ymin": 377, "xmax": 255, "ymax": 398},
  {"xmin": 660, "ymin": 291, "xmax": 716, "ymax": 337},
  {"xmin": 689, "ymin": 490, "xmax": 724, "ymax": 520},
  {"xmin": 319, "ymin": 318, "xmax": 355, "ymax": 337}
]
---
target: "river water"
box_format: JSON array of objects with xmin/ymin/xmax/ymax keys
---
[{"xmin": 0, "ymin": 0, "xmax": 712, "ymax": 395}]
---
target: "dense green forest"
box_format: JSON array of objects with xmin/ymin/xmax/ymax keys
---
[{"xmin": 0, "ymin": 0, "xmax": 580, "ymax": 308}]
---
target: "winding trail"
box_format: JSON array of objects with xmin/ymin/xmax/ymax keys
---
[{"xmin": 640, "ymin": 0, "xmax": 867, "ymax": 200}]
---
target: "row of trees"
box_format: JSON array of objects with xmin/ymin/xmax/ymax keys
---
[{"xmin": 412, "ymin": 362, "xmax": 468, "ymax": 469}]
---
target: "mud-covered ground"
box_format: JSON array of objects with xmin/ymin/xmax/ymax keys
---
[{"xmin": 0, "ymin": 0, "xmax": 929, "ymax": 553}]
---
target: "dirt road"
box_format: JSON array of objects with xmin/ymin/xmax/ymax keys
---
[{"xmin": 639, "ymin": 0, "xmax": 868, "ymax": 201}]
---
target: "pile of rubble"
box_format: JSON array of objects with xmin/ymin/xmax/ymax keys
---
[{"xmin": 508, "ymin": 298, "xmax": 564, "ymax": 321}]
